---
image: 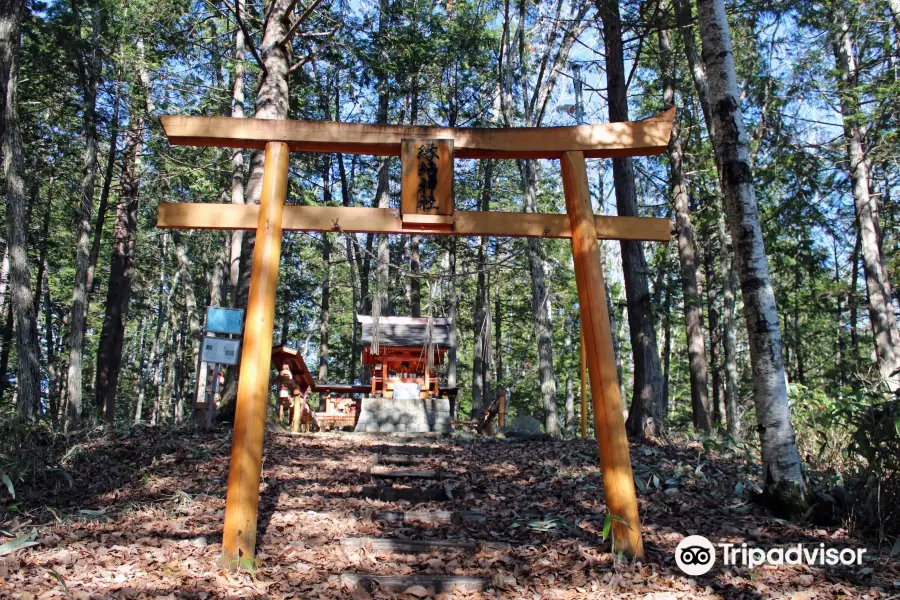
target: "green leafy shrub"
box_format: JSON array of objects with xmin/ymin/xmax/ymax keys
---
[{"xmin": 847, "ymin": 398, "xmax": 900, "ymax": 542}]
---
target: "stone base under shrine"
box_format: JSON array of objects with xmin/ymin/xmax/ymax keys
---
[{"xmin": 354, "ymin": 396, "xmax": 452, "ymax": 433}]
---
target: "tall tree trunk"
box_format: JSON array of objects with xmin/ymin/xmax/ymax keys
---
[
  {"xmin": 521, "ymin": 158, "xmax": 560, "ymax": 437},
  {"xmin": 237, "ymin": 0, "xmax": 292, "ymax": 306},
  {"xmin": 0, "ymin": 242, "xmax": 10, "ymax": 395},
  {"xmin": 595, "ymin": 193, "xmax": 627, "ymax": 402},
  {"xmin": 481, "ymin": 276, "xmax": 492, "ymax": 410},
  {"xmin": 95, "ymin": 107, "xmax": 141, "ymax": 424},
  {"xmin": 849, "ymin": 223, "xmax": 861, "ymax": 363},
  {"xmin": 224, "ymin": 0, "xmax": 292, "ymax": 410},
  {"xmin": 34, "ymin": 178, "xmax": 52, "ymax": 319},
  {"xmin": 410, "ymin": 236, "xmax": 421, "ymax": 317},
  {"xmin": 661, "ymin": 269, "xmax": 673, "ymax": 418},
  {"xmin": 406, "ymin": 85, "xmax": 421, "ymax": 319},
  {"xmin": 0, "ymin": 302, "xmax": 12, "ymax": 395},
  {"xmin": 161, "ymin": 323, "xmax": 177, "ymax": 423},
  {"xmin": 833, "ymin": 239, "xmax": 845, "ymax": 391},
  {"xmin": 371, "ymin": 0, "xmax": 391, "ymax": 323},
  {"xmin": 600, "ymin": 0, "xmax": 664, "ymax": 440},
  {"xmin": 447, "ymin": 240, "xmax": 458, "ymax": 393},
  {"xmin": 138, "ymin": 235, "xmax": 169, "ymax": 424},
  {"xmin": 830, "ymin": 2, "xmax": 900, "ymax": 392},
  {"xmin": 1, "ymin": 0, "xmax": 40, "ymax": 420},
  {"xmin": 318, "ymin": 233, "xmax": 331, "ymax": 383},
  {"xmin": 704, "ymin": 236, "xmax": 724, "ymax": 424},
  {"xmin": 173, "ymin": 316, "xmax": 186, "ymax": 424},
  {"xmin": 660, "ymin": 24, "xmax": 711, "ymax": 432},
  {"xmin": 43, "ymin": 266, "xmax": 57, "ymax": 429},
  {"xmin": 172, "ymin": 231, "xmax": 202, "ymax": 412},
  {"xmin": 677, "ymin": 0, "xmax": 714, "ymax": 137},
  {"xmin": 0, "ymin": 244, "xmax": 9, "ymax": 312},
  {"xmin": 721, "ymin": 214, "xmax": 740, "ymax": 436},
  {"xmin": 210, "ymin": 235, "xmax": 229, "ymax": 308},
  {"xmin": 229, "ymin": 0, "xmax": 247, "ymax": 306},
  {"xmin": 87, "ymin": 74, "xmax": 122, "ymax": 296},
  {"xmin": 499, "ymin": 0, "xmax": 587, "ymax": 438},
  {"xmin": 681, "ymin": 0, "xmax": 740, "ymax": 435},
  {"xmin": 65, "ymin": 3, "xmax": 103, "ymax": 426},
  {"xmin": 471, "ymin": 162, "xmax": 493, "ymax": 420},
  {"xmin": 564, "ymin": 320, "xmax": 575, "ymax": 437},
  {"xmin": 494, "ymin": 276, "xmax": 502, "ymax": 386},
  {"xmin": 792, "ymin": 261, "xmax": 806, "ymax": 385},
  {"xmin": 337, "ymin": 150, "xmax": 360, "ymax": 382},
  {"xmin": 96, "ymin": 48, "xmax": 152, "ymax": 423},
  {"xmin": 696, "ymin": 0, "xmax": 805, "ymax": 507}
]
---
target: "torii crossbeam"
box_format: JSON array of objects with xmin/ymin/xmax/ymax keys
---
[{"xmin": 156, "ymin": 108, "xmax": 674, "ymax": 567}]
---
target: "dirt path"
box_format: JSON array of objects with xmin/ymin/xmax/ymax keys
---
[{"xmin": 0, "ymin": 426, "xmax": 896, "ymax": 598}]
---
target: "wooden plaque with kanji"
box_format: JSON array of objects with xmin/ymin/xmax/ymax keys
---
[{"xmin": 401, "ymin": 138, "xmax": 454, "ymax": 225}]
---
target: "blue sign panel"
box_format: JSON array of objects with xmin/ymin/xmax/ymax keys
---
[{"xmin": 206, "ymin": 307, "xmax": 245, "ymax": 335}]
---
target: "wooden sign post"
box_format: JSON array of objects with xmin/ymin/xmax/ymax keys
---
[{"xmin": 155, "ymin": 109, "xmax": 675, "ymax": 566}]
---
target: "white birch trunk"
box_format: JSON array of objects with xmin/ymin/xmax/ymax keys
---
[
  {"xmin": 695, "ymin": 0, "xmax": 805, "ymax": 506},
  {"xmin": 229, "ymin": 2, "xmax": 246, "ymax": 305}
]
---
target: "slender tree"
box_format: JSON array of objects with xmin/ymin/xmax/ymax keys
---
[
  {"xmin": 829, "ymin": 0, "xmax": 900, "ymax": 392},
  {"xmin": 659, "ymin": 21, "xmax": 711, "ymax": 432},
  {"xmin": 65, "ymin": 2, "xmax": 103, "ymax": 425},
  {"xmin": 598, "ymin": 0, "xmax": 664, "ymax": 439},
  {"xmin": 1, "ymin": 0, "xmax": 41, "ymax": 420},
  {"xmin": 318, "ymin": 233, "xmax": 331, "ymax": 383},
  {"xmin": 695, "ymin": 0, "xmax": 805, "ymax": 508},
  {"xmin": 95, "ymin": 67, "xmax": 145, "ymax": 423},
  {"xmin": 471, "ymin": 162, "xmax": 493, "ymax": 419}
]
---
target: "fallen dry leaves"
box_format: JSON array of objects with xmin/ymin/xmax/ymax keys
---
[{"xmin": 0, "ymin": 425, "xmax": 897, "ymax": 599}]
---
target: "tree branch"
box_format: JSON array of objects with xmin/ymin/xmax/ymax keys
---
[
  {"xmin": 288, "ymin": 25, "xmax": 341, "ymax": 73},
  {"xmin": 282, "ymin": 0, "xmax": 327, "ymax": 46},
  {"xmin": 223, "ymin": 0, "xmax": 267, "ymax": 75}
]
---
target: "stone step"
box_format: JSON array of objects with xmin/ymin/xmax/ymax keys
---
[
  {"xmin": 361, "ymin": 485, "xmax": 449, "ymax": 503},
  {"xmin": 369, "ymin": 444, "xmax": 439, "ymax": 456},
  {"xmin": 367, "ymin": 467, "xmax": 443, "ymax": 480},
  {"xmin": 340, "ymin": 536, "xmax": 477, "ymax": 553},
  {"xmin": 372, "ymin": 453, "xmax": 432, "ymax": 466},
  {"xmin": 341, "ymin": 573, "xmax": 504, "ymax": 595},
  {"xmin": 364, "ymin": 510, "xmax": 486, "ymax": 525}
]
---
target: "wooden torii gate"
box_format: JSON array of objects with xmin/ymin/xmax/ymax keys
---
[{"xmin": 156, "ymin": 108, "xmax": 674, "ymax": 566}]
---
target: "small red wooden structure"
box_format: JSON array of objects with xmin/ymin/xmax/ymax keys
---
[
  {"xmin": 358, "ymin": 315, "xmax": 452, "ymax": 399},
  {"xmin": 272, "ymin": 345, "xmax": 366, "ymax": 432},
  {"xmin": 272, "ymin": 345, "xmax": 315, "ymax": 431}
]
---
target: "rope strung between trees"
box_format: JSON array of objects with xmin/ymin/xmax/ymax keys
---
[{"xmin": 329, "ymin": 222, "xmax": 546, "ymax": 282}]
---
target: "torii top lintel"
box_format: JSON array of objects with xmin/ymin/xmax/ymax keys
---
[{"xmin": 159, "ymin": 108, "xmax": 674, "ymax": 160}]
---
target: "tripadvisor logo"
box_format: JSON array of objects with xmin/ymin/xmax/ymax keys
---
[
  {"xmin": 675, "ymin": 535, "xmax": 716, "ymax": 576},
  {"xmin": 675, "ymin": 535, "xmax": 868, "ymax": 576}
]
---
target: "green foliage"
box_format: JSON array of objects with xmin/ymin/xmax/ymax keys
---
[{"xmin": 850, "ymin": 400, "xmax": 900, "ymax": 476}]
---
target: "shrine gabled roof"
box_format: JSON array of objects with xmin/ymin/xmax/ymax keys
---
[{"xmin": 357, "ymin": 315, "xmax": 452, "ymax": 349}]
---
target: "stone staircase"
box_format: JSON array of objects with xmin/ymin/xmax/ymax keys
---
[{"xmin": 340, "ymin": 440, "xmax": 512, "ymax": 596}]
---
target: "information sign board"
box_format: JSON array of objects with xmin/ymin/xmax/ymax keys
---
[
  {"xmin": 206, "ymin": 307, "xmax": 244, "ymax": 335},
  {"xmin": 201, "ymin": 336, "xmax": 241, "ymax": 365}
]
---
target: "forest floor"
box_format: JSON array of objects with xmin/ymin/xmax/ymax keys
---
[{"xmin": 1, "ymin": 424, "xmax": 898, "ymax": 599}]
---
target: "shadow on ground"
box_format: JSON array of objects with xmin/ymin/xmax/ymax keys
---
[{"xmin": 0, "ymin": 424, "xmax": 897, "ymax": 599}]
